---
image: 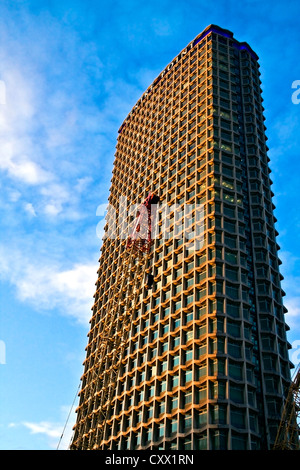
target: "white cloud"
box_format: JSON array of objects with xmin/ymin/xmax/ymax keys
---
[
  {"xmin": 22, "ymin": 414, "xmax": 74, "ymax": 450},
  {"xmin": 0, "ymin": 13, "xmax": 122, "ymax": 227},
  {"xmin": 7, "ymin": 157, "xmax": 51, "ymax": 185},
  {"xmin": 19, "ymin": 261, "xmax": 96, "ymax": 324},
  {"xmin": 43, "ymin": 203, "xmax": 63, "ymax": 217},
  {"xmin": 0, "ymin": 244, "xmax": 96, "ymax": 324},
  {"xmin": 0, "ymin": 137, "xmax": 52, "ymax": 186},
  {"xmin": 16, "ymin": 407, "xmax": 76, "ymax": 450},
  {"xmin": 16, "ymin": 403, "xmax": 78, "ymax": 450},
  {"xmin": 74, "ymin": 176, "xmax": 93, "ymax": 194},
  {"xmin": 285, "ymin": 297, "xmax": 300, "ymax": 323},
  {"xmin": 39, "ymin": 183, "xmax": 70, "ymax": 217},
  {"xmin": 284, "ymin": 294, "xmax": 300, "ymax": 334},
  {"xmin": 0, "ymin": 64, "xmax": 54, "ymax": 188},
  {"xmin": 8, "ymin": 405, "xmax": 78, "ymax": 450},
  {"xmin": 6, "ymin": 420, "xmax": 64, "ymax": 449},
  {"xmin": 23, "ymin": 421, "xmax": 61, "ymax": 439},
  {"xmin": 0, "ymin": 43, "xmax": 98, "ymax": 218},
  {"xmin": 24, "ymin": 202, "xmax": 37, "ymax": 217}
]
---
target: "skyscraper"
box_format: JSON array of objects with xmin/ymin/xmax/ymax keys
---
[{"xmin": 71, "ymin": 24, "xmax": 294, "ymax": 451}]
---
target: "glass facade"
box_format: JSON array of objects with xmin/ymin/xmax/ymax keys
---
[{"xmin": 71, "ymin": 24, "xmax": 293, "ymax": 451}]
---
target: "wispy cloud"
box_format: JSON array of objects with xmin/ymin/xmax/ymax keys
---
[
  {"xmin": 285, "ymin": 297, "xmax": 300, "ymax": 330},
  {"xmin": 0, "ymin": 9, "xmax": 112, "ymax": 222},
  {"xmin": 0, "ymin": 66, "xmax": 53, "ymax": 186},
  {"xmin": 0, "ymin": 244, "xmax": 97, "ymax": 324},
  {"xmin": 24, "ymin": 202, "xmax": 37, "ymax": 217},
  {"xmin": 22, "ymin": 419, "xmax": 72, "ymax": 450},
  {"xmin": 0, "ymin": 5, "xmax": 160, "ymax": 333},
  {"xmin": 10, "ymin": 403, "xmax": 77, "ymax": 450},
  {"xmin": 23, "ymin": 421, "xmax": 61, "ymax": 440},
  {"xmin": 0, "ymin": 9, "xmax": 111, "ymax": 329}
]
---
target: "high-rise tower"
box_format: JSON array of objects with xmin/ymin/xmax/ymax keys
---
[{"xmin": 71, "ymin": 25, "xmax": 295, "ymax": 451}]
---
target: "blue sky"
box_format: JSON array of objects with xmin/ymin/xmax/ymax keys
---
[{"xmin": 0, "ymin": 0, "xmax": 300, "ymax": 450}]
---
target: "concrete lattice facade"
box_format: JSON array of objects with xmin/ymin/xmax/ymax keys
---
[{"xmin": 71, "ymin": 25, "xmax": 293, "ymax": 450}]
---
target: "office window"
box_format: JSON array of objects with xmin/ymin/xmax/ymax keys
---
[
  {"xmin": 229, "ymin": 361, "xmax": 243, "ymax": 380},
  {"xmin": 230, "ymin": 383, "xmax": 244, "ymax": 403}
]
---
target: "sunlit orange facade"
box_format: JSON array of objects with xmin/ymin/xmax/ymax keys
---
[{"xmin": 71, "ymin": 25, "xmax": 293, "ymax": 450}]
